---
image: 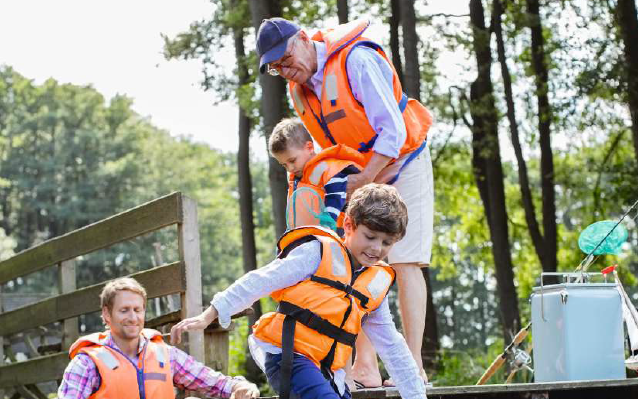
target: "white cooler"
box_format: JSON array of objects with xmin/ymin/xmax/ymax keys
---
[{"xmin": 530, "ymin": 272, "xmax": 626, "ymax": 382}]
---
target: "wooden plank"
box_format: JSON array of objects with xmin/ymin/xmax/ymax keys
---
[
  {"xmin": 145, "ymin": 308, "xmax": 254, "ymax": 331},
  {"xmin": 374, "ymin": 379, "xmax": 638, "ymax": 398},
  {"xmin": 145, "ymin": 310, "xmax": 182, "ymax": 329},
  {"xmin": 15, "ymin": 385, "xmax": 39, "ymax": 399},
  {"xmin": 257, "ymin": 379, "xmax": 638, "ymax": 399},
  {"xmin": 178, "ymin": 195, "xmax": 205, "ymax": 363},
  {"xmin": 0, "ymin": 192, "xmax": 183, "ymax": 285},
  {"xmin": 58, "ymin": 260, "xmax": 78, "ymax": 350},
  {"xmin": 0, "ymin": 261, "xmax": 185, "ymax": 336},
  {"xmin": 154, "ymin": 242, "xmax": 177, "ymax": 311},
  {"xmin": 18, "ymin": 384, "xmax": 47, "ymax": 399},
  {"xmin": 0, "ymin": 352, "xmax": 68, "ymax": 388},
  {"xmin": 204, "ymin": 325, "xmax": 231, "ymax": 374}
]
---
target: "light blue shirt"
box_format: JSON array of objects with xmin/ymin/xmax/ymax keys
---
[
  {"xmin": 211, "ymin": 240, "xmax": 426, "ymax": 399},
  {"xmin": 307, "ymin": 41, "xmax": 408, "ymax": 159}
]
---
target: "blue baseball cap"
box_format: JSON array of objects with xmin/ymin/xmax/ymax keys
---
[{"xmin": 257, "ymin": 18, "xmax": 301, "ymax": 74}]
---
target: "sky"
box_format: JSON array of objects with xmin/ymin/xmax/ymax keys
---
[{"xmin": 0, "ymin": 0, "xmax": 468, "ymax": 157}]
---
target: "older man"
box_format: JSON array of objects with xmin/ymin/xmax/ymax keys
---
[
  {"xmin": 58, "ymin": 277, "xmax": 259, "ymax": 399},
  {"xmin": 256, "ymin": 18, "xmax": 434, "ymax": 387}
]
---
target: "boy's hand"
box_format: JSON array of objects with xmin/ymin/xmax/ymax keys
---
[
  {"xmin": 170, "ymin": 306, "xmax": 218, "ymax": 345},
  {"xmin": 230, "ymin": 380, "xmax": 259, "ymax": 399}
]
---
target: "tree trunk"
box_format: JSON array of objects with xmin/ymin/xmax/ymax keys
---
[
  {"xmin": 389, "ymin": 0, "xmax": 404, "ymax": 85},
  {"xmin": 526, "ymin": 0, "xmax": 557, "ymax": 276},
  {"xmin": 492, "ymin": 0, "xmax": 547, "ymax": 272},
  {"xmin": 399, "ymin": 0, "xmax": 420, "ymax": 101},
  {"xmin": 616, "ymin": 0, "xmax": 638, "ymax": 161},
  {"xmin": 232, "ymin": 1, "xmax": 262, "ymax": 381},
  {"xmin": 337, "ymin": 0, "xmax": 349, "ymax": 24},
  {"xmin": 248, "ymin": 0, "xmax": 289, "ymax": 238},
  {"xmin": 469, "ymin": 0, "xmax": 521, "ymax": 340}
]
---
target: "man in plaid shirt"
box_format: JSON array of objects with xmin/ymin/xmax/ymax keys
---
[{"xmin": 58, "ymin": 277, "xmax": 259, "ymax": 399}]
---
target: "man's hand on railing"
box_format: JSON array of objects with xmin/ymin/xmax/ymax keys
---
[{"xmin": 170, "ymin": 305, "xmax": 219, "ymax": 345}]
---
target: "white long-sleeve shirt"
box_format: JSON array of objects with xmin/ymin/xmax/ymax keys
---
[{"xmin": 211, "ymin": 240, "xmax": 426, "ymax": 399}]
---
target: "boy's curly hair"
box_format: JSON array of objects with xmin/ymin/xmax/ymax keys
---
[{"xmin": 346, "ymin": 183, "xmax": 408, "ymax": 239}]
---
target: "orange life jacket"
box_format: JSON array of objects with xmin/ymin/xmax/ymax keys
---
[
  {"xmin": 252, "ymin": 226, "xmax": 395, "ymax": 373},
  {"xmin": 286, "ymin": 144, "xmax": 364, "ymax": 231},
  {"xmin": 69, "ymin": 329, "xmax": 175, "ymax": 399},
  {"xmin": 289, "ymin": 19, "xmax": 433, "ymax": 165}
]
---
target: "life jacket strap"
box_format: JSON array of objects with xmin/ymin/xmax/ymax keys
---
[
  {"xmin": 277, "ymin": 301, "xmax": 357, "ymax": 347},
  {"xmin": 279, "ymin": 316, "xmax": 296, "ymax": 399},
  {"xmin": 278, "ymin": 235, "xmax": 318, "ymax": 259},
  {"xmin": 96, "ymin": 348, "xmax": 120, "ymax": 370},
  {"xmin": 310, "ymin": 275, "xmax": 370, "ymax": 309}
]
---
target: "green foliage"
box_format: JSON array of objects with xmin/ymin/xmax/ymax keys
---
[
  {"xmin": 433, "ymin": 337, "xmax": 533, "ymax": 386},
  {"xmin": 0, "ymin": 66, "xmax": 274, "ymax": 327},
  {"xmin": 0, "ymin": 227, "xmax": 16, "ymax": 262},
  {"xmin": 229, "ymin": 318, "xmax": 250, "ymax": 376}
]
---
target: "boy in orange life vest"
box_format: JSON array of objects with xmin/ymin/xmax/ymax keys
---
[
  {"xmin": 170, "ymin": 184, "xmax": 427, "ymax": 399},
  {"xmin": 58, "ymin": 277, "xmax": 259, "ymax": 399},
  {"xmin": 269, "ymin": 118, "xmax": 364, "ymax": 235}
]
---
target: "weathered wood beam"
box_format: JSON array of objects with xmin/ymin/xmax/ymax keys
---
[
  {"xmin": 0, "ymin": 261, "xmax": 185, "ymax": 336},
  {"xmin": 177, "ymin": 196, "xmax": 204, "ymax": 363},
  {"xmin": 58, "ymin": 260, "xmax": 78, "ymax": 350},
  {"xmin": 0, "ymin": 352, "xmax": 68, "ymax": 388},
  {"xmin": 0, "ymin": 192, "xmax": 183, "ymax": 285}
]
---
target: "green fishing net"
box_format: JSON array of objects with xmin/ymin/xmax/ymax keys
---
[
  {"xmin": 286, "ymin": 187, "xmax": 337, "ymax": 232},
  {"xmin": 578, "ymin": 220, "xmax": 628, "ymax": 255}
]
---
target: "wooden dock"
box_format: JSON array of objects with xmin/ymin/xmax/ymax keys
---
[
  {"xmin": 352, "ymin": 378, "xmax": 638, "ymax": 399},
  {"xmin": 259, "ymin": 378, "xmax": 638, "ymax": 399}
]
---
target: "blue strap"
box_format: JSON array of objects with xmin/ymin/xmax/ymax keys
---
[
  {"xmin": 398, "ymin": 92, "xmax": 408, "ymax": 113},
  {"xmin": 358, "ymin": 134, "xmax": 378, "ymax": 153},
  {"xmin": 386, "ymin": 139, "xmax": 427, "ymax": 185}
]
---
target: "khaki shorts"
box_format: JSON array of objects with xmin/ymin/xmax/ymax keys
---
[{"xmin": 386, "ymin": 145, "xmax": 434, "ymax": 266}]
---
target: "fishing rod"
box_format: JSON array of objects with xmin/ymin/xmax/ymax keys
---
[
  {"xmin": 476, "ymin": 322, "xmax": 532, "ymax": 385},
  {"xmin": 575, "ymin": 198, "xmax": 638, "ymax": 279}
]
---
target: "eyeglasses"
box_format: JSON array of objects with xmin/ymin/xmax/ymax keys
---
[{"xmin": 267, "ymin": 63, "xmax": 280, "ymax": 76}]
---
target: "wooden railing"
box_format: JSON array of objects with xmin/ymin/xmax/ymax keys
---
[{"xmin": 0, "ymin": 192, "xmax": 235, "ymax": 398}]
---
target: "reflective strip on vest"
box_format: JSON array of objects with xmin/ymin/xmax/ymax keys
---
[
  {"xmin": 325, "ymin": 74, "xmax": 339, "ymax": 106},
  {"xmin": 97, "ymin": 349, "xmax": 120, "ymax": 370},
  {"xmin": 293, "ymin": 86, "xmax": 305, "ymax": 115},
  {"xmin": 144, "ymin": 372, "xmax": 168, "ymax": 381},
  {"xmin": 330, "ymin": 241, "xmax": 347, "ymax": 277},
  {"xmin": 309, "ymin": 162, "xmax": 329, "ymax": 185},
  {"xmin": 367, "ymin": 269, "xmax": 392, "ymax": 299},
  {"xmin": 154, "ymin": 344, "xmax": 166, "ymax": 368}
]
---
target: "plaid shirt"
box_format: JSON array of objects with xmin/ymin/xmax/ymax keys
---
[{"xmin": 57, "ymin": 333, "xmax": 240, "ymax": 399}]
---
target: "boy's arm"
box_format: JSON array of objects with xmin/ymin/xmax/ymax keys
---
[
  {"xmin": 171, "ymin": 240, "xmax": 321, "ymax": 344},
  {"xmin": 363, "ymin": 297, "xmax": 427, "ymax": 398},
  {"xmin": 323, "ymin": 165, "xmax": 360, "ymax": 229}
]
